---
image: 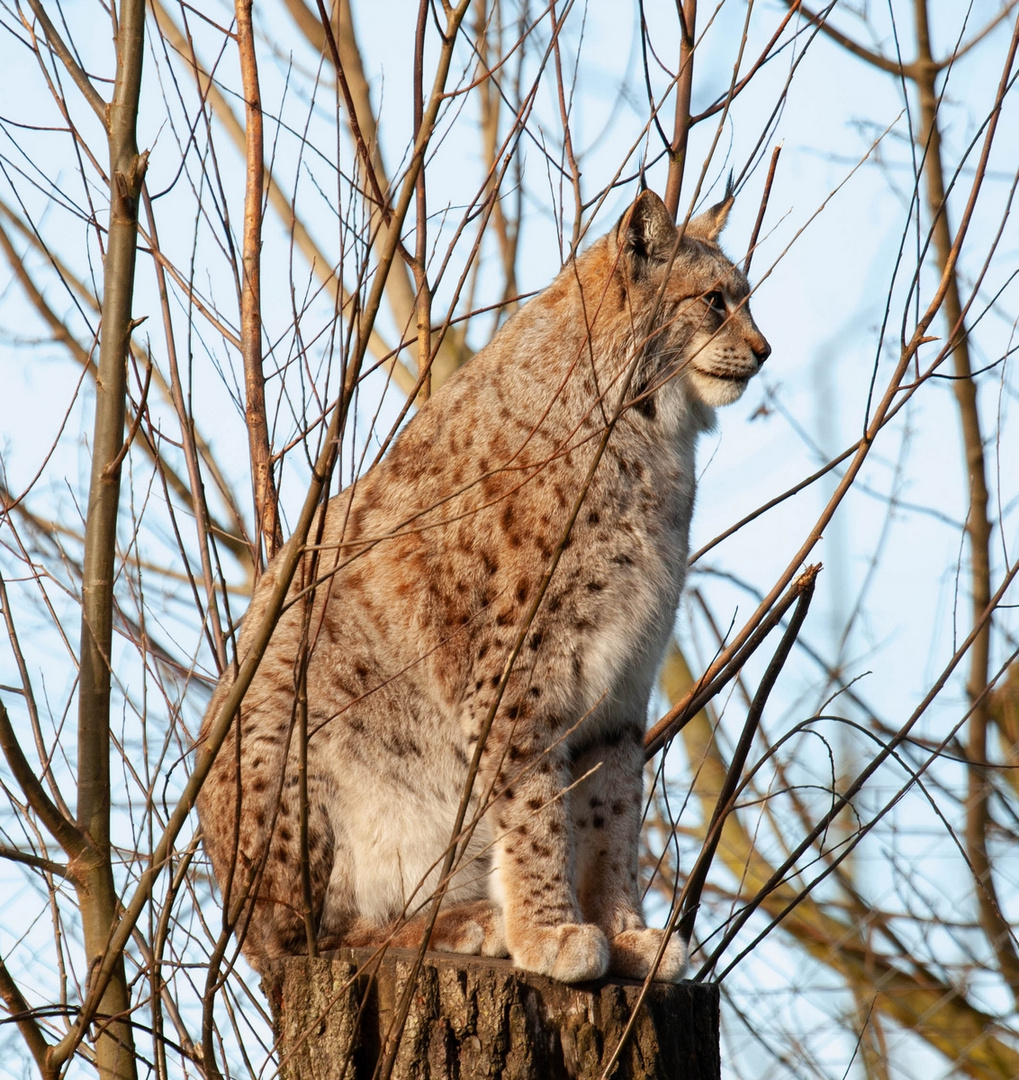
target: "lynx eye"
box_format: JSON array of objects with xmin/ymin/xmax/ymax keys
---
[{"xmin": 703, "ymin": 291, "xmax": 727, "ymax": 318}]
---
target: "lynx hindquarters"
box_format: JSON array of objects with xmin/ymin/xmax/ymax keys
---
[{"xmin": 196, "ymin": 189, "xmax": 769, "ymax": 983}]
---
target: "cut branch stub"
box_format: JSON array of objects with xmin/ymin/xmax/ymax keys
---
[{"xmin": 263, "ymin": 949, "xmax": 720, "ymax": 1080}]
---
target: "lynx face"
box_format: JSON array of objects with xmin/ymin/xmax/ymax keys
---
[
  {"xmin": 196, "ymin": 188, "xmax": 769, "ymax": 986},
  {"xmin": 682, "ymin": 272, "xmax": 770, "ymax": 407},
  {"xmin": 617, "ymin": 190, "xmax": 770, "ymax": 412}
]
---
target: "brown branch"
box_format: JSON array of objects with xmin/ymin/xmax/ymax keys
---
[
  {"xmin": 23, "ymin": 0, "xmax": 106, "ymax": 120},
  {"xmin": 644, "ymin": 566, "xmax": 820, "ymax": 759},
  {"xmin": 141, "ymin": 186, "xmax": 231, "ymax": 670},
  {"xmin": 743, "ymin": 143, "xmax": 781, "ymax": 277},
  {"xmin": 663, "ymin": 0, "xmax": 696, "ymax": 219},
  {"xmin": 0, "ymin": 699, "xmax": 84, "ymax": 861},
  {"xmin": 235, "ymin": 0, "xmax": 282, "ymax": 572},
  {"xmin": 0, "ymin": 949, "xmax": 54, "ymax": 1080},
  {"xmin": 313, "ymin": 0, "xmax": 394, "ymax": 227},
  {"xmin": 549, "ymin": 0, "xmax": 583, "ymax": 256},
  {"xmin": 781, "ymin": 0, "xmax": 907, "ymax": 76},
  {"xmin": 60, "ymin": 0, "xmax": 149, "ymax": 1073},
  {"xmin": 912, "ymin": 0, "xmax": 1019, "ymax": 1002},
  {"xmin": 675, "ymin": 570, "xmax": 815, "ymax": 946},
  {"xmin": 412, "ymin": 0, "xmax": 433, "ymax": 399},
  {"xmin": 953, "ymin": 0, "xmax": 1019, "ymax": 63}
]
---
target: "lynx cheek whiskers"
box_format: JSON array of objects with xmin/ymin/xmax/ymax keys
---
[{"xmin": 197, "ymin": 189, "xmax": 769, "ymax": 985}]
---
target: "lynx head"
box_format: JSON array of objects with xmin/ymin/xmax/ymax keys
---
[{"xmin": 615, "ymin": 188, "xmax": 770, "ymax": 411}]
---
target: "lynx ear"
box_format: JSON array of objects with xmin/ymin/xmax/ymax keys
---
[
  {"xmin": 619, "ymin": 190, "xmax": 677, "ymax": 266},
  {"xmin": 686, "ymin": 191, "xmax": 734, "ymax": 243}
]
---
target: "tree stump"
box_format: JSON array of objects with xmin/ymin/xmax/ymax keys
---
[{"xmin": 263, "ymin": 948, "xmax": 719, "ymax": 1080}]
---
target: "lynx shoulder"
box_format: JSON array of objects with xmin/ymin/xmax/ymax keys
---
[{"xmin": 196, "ymin": 189, "xmax": 769, "ymax": 983}]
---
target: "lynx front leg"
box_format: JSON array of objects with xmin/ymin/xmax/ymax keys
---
[
  {"xmin": 572, "ymin": 723, "xmax": 686, "ymax": 982},
  {"xmin": 485, "ymin": 741, "xmax": 609, "ymax": 983}
]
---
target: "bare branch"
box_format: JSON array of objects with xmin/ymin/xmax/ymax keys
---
[{"xmin": 236, "ymin": 0, "xmax": 282, "ymax": 570}]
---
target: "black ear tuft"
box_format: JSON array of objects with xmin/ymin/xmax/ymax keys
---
[
  {"xmin": 687, "ymin": 180, "xmax": 735, "ymax": 243},
  {"xmin": 618, "ymin": 190, "xmax": 677, "ymax": 267}
]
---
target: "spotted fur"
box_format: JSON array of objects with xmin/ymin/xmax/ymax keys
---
[{"xmin": 196, "ymin": 190, "xmax": 769, "ymax": 983}]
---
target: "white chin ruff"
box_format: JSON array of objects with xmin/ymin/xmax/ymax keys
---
[{"xmin": 690, "ymin": 369, "xmax": 749, "ymax": 407}]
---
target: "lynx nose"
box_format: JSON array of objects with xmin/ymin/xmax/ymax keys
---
[{"xmin": 752, "ymin": 332, "xmax": 771, "ymax": 366}]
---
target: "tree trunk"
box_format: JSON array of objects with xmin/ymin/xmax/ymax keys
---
[{"xmin": 263, "ymin": 948, "xmax": 719, "ymax": 1080}]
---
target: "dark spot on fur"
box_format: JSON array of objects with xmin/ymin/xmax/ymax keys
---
[
  {"xmin": 634, "ymin": 393, "xmax": 657, "ymax": 421},
  {"xmin": 508, "ymin": 745, "xmax": 523, "ymax": 761},
  {"xmin": 593, "ymin": 815, "xmax": 605, "ymax": 828},
  {"xmin": 577, "ymin": 817, "xmax": 589, "ymax": 829},
  {"xmin": 529, "ymin": 686, "xmax": 542, "ymax": 698},
  {"xmin": 586, "ymin": 580, "xmax": 605, "ymax": 592},
  {"xmin": 527, "ymin": 796, "xmax": 543, "ymax": 811},
  {"xmin": 587, "ymin": 510, "xmax": 600, "ymax": 525},
  {"xmin": 611, "ymin": 552, "xmax": 634, "ymax": 566},
  {"xmin": 589, "ymin": 797, "xmax": 604, "ymax": 809},
  {"xmin": 503, "ymin": 786, "xmax": 515, "ymax": 800},
  {"xmin": 516, "ymin": 581, "xmax": 529, "ymax": 603},
  {"xmin": 611, "ymin": 800, "xmax": 626, "ymax": 816},
  {"xmin": 529, "ymin": 631, "xmax": 543, "ymax": 650}
]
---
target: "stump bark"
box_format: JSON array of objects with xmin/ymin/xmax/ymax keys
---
[{"xmin": 263, "ymin": 948, "xmax": 719, "ymax": 1080}]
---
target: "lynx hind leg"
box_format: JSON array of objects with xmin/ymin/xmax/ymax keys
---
[
  {"xmin": 609, "ymin": 927, "xmax": 687, "ymax": 983},
  {"xmin": 342, "ymin": 900, "xmax": 507, "ymax": 958},
  {"xmin": 199, "ymin": 757, "xmax": 338, "ymax": 972}
]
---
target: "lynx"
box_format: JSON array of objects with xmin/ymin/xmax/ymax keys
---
[{"xmin": 196, "ymin": 189, "xmax": 769, "ymax": 984}]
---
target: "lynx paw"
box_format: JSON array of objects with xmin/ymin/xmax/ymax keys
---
[
  {"xmin": 384, "ymin": 901, "xmax": 508, "ymax": 958},
  {"xmin": 510, "ymin": 922, "xmax": 609, "ymax": 983},
  {"xmin": 609, "ymin": 927, "xmax": 686, "ymax": 982},
  {"xmin": 438, "ymin": 905, "xmax": 507, "ymax": 958}
]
